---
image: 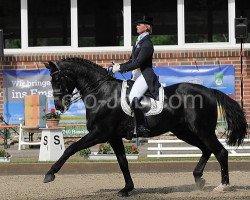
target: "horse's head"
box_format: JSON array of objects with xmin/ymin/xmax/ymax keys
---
[{"xmin": 45, "ymin": 61, "xmax": 76, "ymax": 113}]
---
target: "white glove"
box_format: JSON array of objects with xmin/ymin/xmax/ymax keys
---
[{"xmin": 112, "ymin": 63, "xmax": 120, "ymax": 73}]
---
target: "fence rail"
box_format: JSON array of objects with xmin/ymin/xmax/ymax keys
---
[{"xmin": 147, "ymin": 138, "xmax": 250, "ymax": 158}]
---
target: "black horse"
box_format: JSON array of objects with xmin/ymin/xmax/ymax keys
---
[{"xmin": 44, "ymin": 58, "xmax": 247, "ymax": 196}]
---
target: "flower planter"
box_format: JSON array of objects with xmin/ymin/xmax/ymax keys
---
[
  {"xmin": 0, "ymin": 157, "xmax": 11, "ymax": 163},
  {"xmin": 125, "ymin": 154, "xmax": 139, "ymax": 160},
  {"xmin": 46, "ymin": 119, "xmax": 60, "ymax": 128},
  {"xmin": 85, "ymin": 152, "xmax": 139, "ymax": 160}
]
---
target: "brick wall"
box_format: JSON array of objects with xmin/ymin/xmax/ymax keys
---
[{"xmin": 0, "ymin": 49, "xmax": 249, "ymax": 125}]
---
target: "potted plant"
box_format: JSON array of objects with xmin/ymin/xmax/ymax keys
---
[
  {"xmin": 79, "ymin": 148, "xmax": 91, "ymax": 159},
  {"xmin": 98, "ymin": 143, "xmax": 112, "ymax": 154},
  {"xmin": 124, "ymin": 145, "xmax": 139, "ymax": 160},
  {"xmin": 0, "ymin": 148, "xmax": 11, "ymax": 162},
  {"xmin": 125, "ymin": 145, "xmax": 139, "ymax": 154},
  {"xmin": 86, "ymin": 143, "xmax": 116, "ymax": 160},
  {"xmin": 86, "ymin": 143, "xmax": 139, "ymax": 160},
  {"xmin": 42, "ymin": 108, "xmax": 61, "ymax": 128}
]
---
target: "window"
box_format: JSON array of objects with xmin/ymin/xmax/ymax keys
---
[
  {"xmin": 28, "ymin": 0, "xmax": 71, "ymax": 46},
  {"xmin": 78, "ymin": 0, "xmax": 123, "ymax": 47},
  {"xmin": 0, "ymin": 0, "xmax": 21, "ymax": 49},
  {"xmin": 1, "ymin": 0, "xmax": 245, "ymax": 52},
  {"xmin": 185, "ymin": 0, "xmax": 228, "ymax": 43},
  {"xmin": 236, "ymin": 0, "xmax": 250, "ymax": 43},
  {"xmin": 132, "ymin": 0, "xmax": 177, "ymax": 45}
]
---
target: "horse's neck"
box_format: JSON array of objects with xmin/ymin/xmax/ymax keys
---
[
  {"xmin": 73, "ymin": 67, "xmax": 108, "ymax": 96},
  {"xmin": 76, "ymin": 74, "xmax": 121, "ymax": 103}
]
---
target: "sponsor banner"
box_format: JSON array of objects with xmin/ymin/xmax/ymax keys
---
[
  {"xmin": 116, "ymin": 65, "xmax": 235, "ymax": 96},
  {"xmin": 155, "ymin": 65, "xmax": 235, "ymax": 96},
  {"xmin": 3, "ymin": 69, "xmax": 86, "ymax": 137},
  {"xmin": 3, "ymin": 69, "xmax": 52, "ymax": 124}
]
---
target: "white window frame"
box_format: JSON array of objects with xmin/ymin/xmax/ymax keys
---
[
  {"xmin": 71, "ymin": 0, "xmax": 78, "ymax": 49},
  {"xmin": 4, "ymin": 0, "xmax": 249, "ymax": 55},
  {"xmin": 228, "ymin": 0, "xmax": 236, "ymax": 45},
  {"xmin": 123, "ymin": 0, "xmax": 132, "ymax": 48},
  {"xmin": 177, "ymin": 0, "xmax": 185, "ymax": 46},
  {"xmin": 155, "ymin": 0, "xmax": 240, "ymax": 51},
  {"xmin": 21, "ymin": 0, "xmax": 28, "ymax": 50}
]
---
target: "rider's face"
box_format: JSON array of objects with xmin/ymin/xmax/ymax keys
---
[{"xmin": 136, "ymin": 23, "xmax": 147, "ymax": 34}]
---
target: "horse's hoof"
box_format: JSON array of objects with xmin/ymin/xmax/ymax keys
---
[
  {"xmin": 43, "ymin": 174, "xmax": 55, "ymax": 183},
  {"xmin": 196, "ymin": 178, "xmax": 206, "ymax": 190},
  {"xmin": 118, "ymin": 187, "xmax": 133, "ymax": 197},
  {"xmin": 213, "ymin": 183, "xmax": 231, "ymax": 192},
  {"xmin": 118, "ymin": 190, "xmax": 129, "ymax": 197}
]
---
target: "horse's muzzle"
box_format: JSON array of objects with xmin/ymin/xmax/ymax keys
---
[{"xmin": 54, "ymin": 100, "xmax": 65, "ymax": 113}]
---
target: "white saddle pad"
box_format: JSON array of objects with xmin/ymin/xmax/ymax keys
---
[{"xmin": 120, "ymin": 81, "xmax": 164, "ymax": 117}]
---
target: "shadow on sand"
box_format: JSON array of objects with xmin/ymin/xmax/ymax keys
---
[{"xmin": 57, "ymin": 184, "xmax": 250, "ymax": 200}]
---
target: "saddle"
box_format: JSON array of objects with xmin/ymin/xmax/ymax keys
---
[{"xmin": 121, "ymin": 80, "xmax": 164, "ymax": 117}]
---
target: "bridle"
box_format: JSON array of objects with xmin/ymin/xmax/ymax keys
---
[{"xmin": 50, "ymin": 62, "xmax": 113, "ymax": 111}]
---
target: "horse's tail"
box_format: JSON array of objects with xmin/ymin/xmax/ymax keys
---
[{"xmin": 212, "ymin": 89, "xmax": 247, "ymax": 146}]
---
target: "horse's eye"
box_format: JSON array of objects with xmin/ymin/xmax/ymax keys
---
[{"xmin": 53, "ymin": 75, "xmax": 60, "ymax": 81}]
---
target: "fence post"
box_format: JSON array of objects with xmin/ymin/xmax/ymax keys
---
[{"xmin": 157, "ymin": 143, "xmax": 162, "ymax": 156}]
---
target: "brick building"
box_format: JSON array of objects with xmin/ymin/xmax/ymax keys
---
[{"xmin": 0, "ymin": 0, "xmax": 250, "ymax": 126}]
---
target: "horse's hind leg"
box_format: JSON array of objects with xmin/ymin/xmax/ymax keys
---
[
  {"xmin": 109, "ymin": 137, "xmax": 134, "ymax": 197},
  {"xmin": 214, "ymin": 148, "xmax": 229, "ymax": 190},
  {"xmin": 173, "ymin": 130, "xmax": 211, "ymax": 190},
  {"xmin": 44, "ymin": 133, "xmax": 103, "ymax": 183},
  {"xmin": 179, "ymin": 137, "xmax": 212, "ymax": 189},
  {"xmin": 201, "ymin": 133, "xmax": 230, "ymax": 191}
]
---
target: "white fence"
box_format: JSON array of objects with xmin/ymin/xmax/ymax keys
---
[{"xmin": 147, "ymin": 139, "xmax": 250, "ymax": 158}]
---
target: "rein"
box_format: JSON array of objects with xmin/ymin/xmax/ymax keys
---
[{"xmin": 69, "ymin": 73, "xmax": 111, "ymax": 105}]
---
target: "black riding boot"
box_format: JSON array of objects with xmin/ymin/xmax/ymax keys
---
[{"xmin": 131, "ymin": 97, "xmax": 151, "ymax": 137}]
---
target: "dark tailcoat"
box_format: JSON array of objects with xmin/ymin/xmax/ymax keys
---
[{"xmin": 119, "ymin": 35, "xmax": 161, "ymax": 99}]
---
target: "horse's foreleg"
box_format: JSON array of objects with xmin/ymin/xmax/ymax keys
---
[
  {"xmin": 44, "ymin": 133, "xmax": 102, "ymax": 183},
  {"xmin": 109, "ymin": 138, "xmax": 134, "ymax": 197}
]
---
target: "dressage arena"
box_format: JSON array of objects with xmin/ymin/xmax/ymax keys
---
[{"xmin": 1, "ymin": 171, "xmax": 250, "ymax": 200}]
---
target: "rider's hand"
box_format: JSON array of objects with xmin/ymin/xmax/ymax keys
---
[
  {"xmin": 107, "ymin": 66, "xmax": 113, "ymax": 74},
  {"xmin": 112, "ymin": 63, "xmax": 120, "ymax": 73}
]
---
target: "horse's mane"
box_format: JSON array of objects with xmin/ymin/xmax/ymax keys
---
[{"xmin": 61, "ymin": 57, "xmax": 108, "ymax": 75}]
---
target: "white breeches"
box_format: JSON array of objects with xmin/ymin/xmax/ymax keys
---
[{"xmin": 129, "ymin": 74, "xmax": 148, "ymax": 104}]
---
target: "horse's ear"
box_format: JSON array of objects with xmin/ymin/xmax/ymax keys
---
[
  {"xmin": 48, "ymin": 61, "xmax": 58, "ymax": 70},
  {"xmin": 44, "ymin": 62, "xmax": 50, "ymax": 69}
]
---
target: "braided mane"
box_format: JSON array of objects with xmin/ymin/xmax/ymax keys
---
[{"xmin": 61, "ymin": 57, "xmax": 107, "ymax": 75}]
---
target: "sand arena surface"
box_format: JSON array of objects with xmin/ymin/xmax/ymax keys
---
[{"xmin": 1, "ymin": 171, "xmax": 250, "ymax": 200}]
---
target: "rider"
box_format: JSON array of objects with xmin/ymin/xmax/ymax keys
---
[{"xmin": 112, "ymin": 16, "xmax": 161, "ymax": 137}]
